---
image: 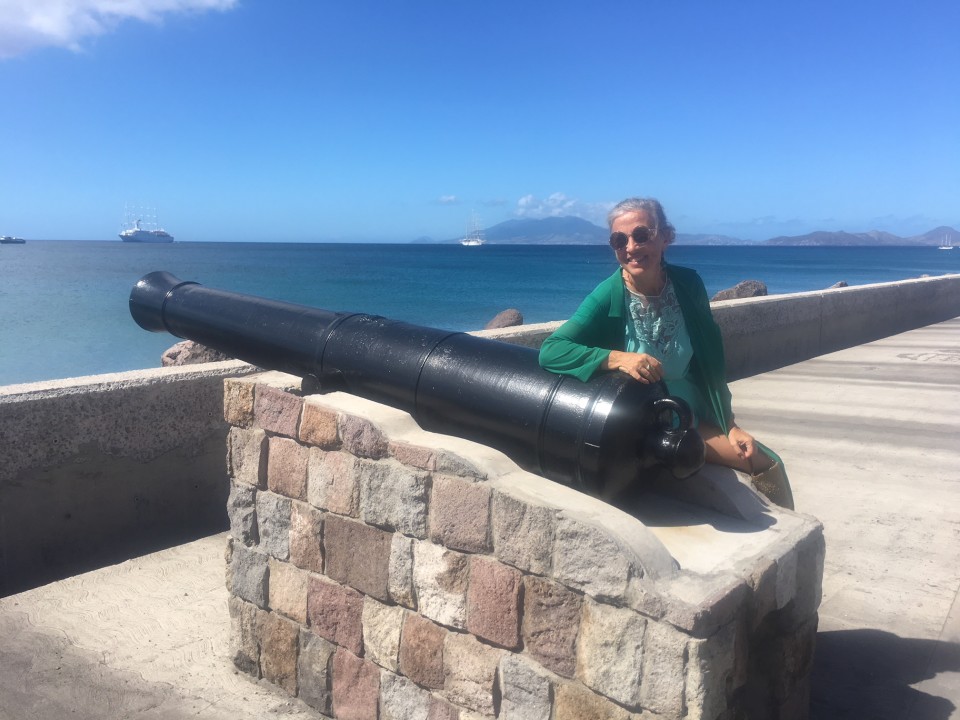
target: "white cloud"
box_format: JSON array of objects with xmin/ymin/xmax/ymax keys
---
[
  {"xmin": 437, "ymin": 195, "xmax": 458, "ymax": 205},
  {"xmin": 514, "ymin": 192, "xmax": 611, "ymax": 226},
  {"xmin": 0, "ymin": 0, "xmax": 237, "ymax": 58}
]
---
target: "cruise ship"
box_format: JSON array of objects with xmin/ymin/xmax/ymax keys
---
[{"xmin": 119, "ymin": 209, "xmax": 174, "ymax": 243}]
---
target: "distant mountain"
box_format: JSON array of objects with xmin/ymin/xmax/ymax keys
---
[
  {"xmin": 421, "ymin": 216, "xmax": 959, "ymax": 246},
  {"xmin": 765, "ymin": 230, "xmax": 898, "ymax": 246},
  {"xmin": 430, "ymin": 216, "xmax": 752, "ymax": 245},
  {"xmin": 673, "ymin": 233, "xmax": 752, "ymax": 246},
  {"xmin": 910, "ymin": 226, "xmax": 960, "ymax": 246},
  {"xmin": 764, "ymin": 227, "xmax": 959, "ymax": 246},
  {"xmin": 478, "ymin": 216, "xmax": 608, "ymax": 245}
]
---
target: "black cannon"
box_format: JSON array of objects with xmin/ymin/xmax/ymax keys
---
[{"xmin": 130, "ymin": 271, "xmax": 704, "ymax": 498}]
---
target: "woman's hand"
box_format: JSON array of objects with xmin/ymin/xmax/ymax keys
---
[
  {"xmin": 727, "ymin": 425, "xmax": 758, "ymax": 462},
  {"xmin": 605, "ymin": 350, "xmax": 663, "ymax": 384}
]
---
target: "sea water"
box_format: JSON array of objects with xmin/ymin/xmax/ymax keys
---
[{"xmin": 1, "ymin": 241, "xmax": 957, "ymax": 386}]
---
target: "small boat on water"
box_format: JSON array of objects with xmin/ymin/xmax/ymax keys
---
[
  {"xmin": 119, "ymin": 206, "xmax": 174, "ymax": 243},
  {"xmin": 460, "ymin": 212, "xmax": 486, "ymax": 246},
  {"xmin": 0, "ymin": 235, "xmax": 25, "ymax": 244}
]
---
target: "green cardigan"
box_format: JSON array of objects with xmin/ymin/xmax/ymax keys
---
[
  {"xmin": 538, "ymin": 264, "xmax": 734, "ymax": 432},
  {"xmin": 539, "ymin": 263, "xmax": 788, "ymax": 496}
]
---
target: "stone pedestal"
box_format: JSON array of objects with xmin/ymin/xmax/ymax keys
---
[{"xmin": 224, "ymin": 372, "xmax": 823, "ymax": 719}]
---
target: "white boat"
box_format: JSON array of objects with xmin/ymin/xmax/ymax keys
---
[
  {"xmin": 119, "ymin": 207, "xmax": 174, "ymax": 243},
  {"xmin": 938, "ymin": 233, "xmax": 953, "ymax": 250},
  {"xmin": 460, "ymin": 212, "xmax": 486, "ymax": 246}
]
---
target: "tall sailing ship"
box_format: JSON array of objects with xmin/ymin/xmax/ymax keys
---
[{"xmin": 460, "ymin": 212, "xmax": 486, "ymax": 246}]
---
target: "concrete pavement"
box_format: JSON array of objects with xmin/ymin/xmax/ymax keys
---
[
  {"xmin": 0, "ymin": 534, "xmax": 322, "ymax": 720},
  {"xmin": 1, "ymin": 317, "xmax": 958, "ymax": 719},
  {"xmin": 733, "ymin": 317, "xmax": 960, "ymax": 719}
]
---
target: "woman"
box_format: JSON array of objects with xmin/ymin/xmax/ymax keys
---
[{"xmin": 539, "ymin": 197, "xmax": 792, "ymax": 507}]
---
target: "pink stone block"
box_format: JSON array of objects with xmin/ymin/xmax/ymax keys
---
[
  {"xmin": 339, "ymin": 414, "xmax": 388, "ymax": 459},
  {"xmin": 427, "ymin": 696, "xmax": 460, "ymax": 720},
  {"xmin": 331, "ymin": 648, "xmax": 380, "ymax": 720},
  {"xmin": 289, "ymin": 502, "xmax": 324, "ymax": 574},
  {"xmin": 254, "ymin": 385, "xmax": 302, "ymax": 437},
  {"xmin": 389, "ymin": 441, "xmax": 435, "ymax": 470},
  {"xmin": 309, "ymin": 450, "xmax": 360, "ymax": 517},
  {"xmin": 466, "ymin": 557, "xmax": 521, "ymax": 649},
  {"xmin": 324, "ymin": 515, "xmax": 392, "ymax": 602},
  {"xmin": 306, "ymin": 576, "xmax": 364, "ymax": 655},
  {"xmin": 399, "ymin": 613, "xmax": 446, "ymax": 689},
  {"xmin": 267, "ymin": 436, "xmax": 309, "ymax": 501},
  {"xmin": 522, "ymin": 575, "xmax": 582, "ymax": 678},
  {"xmin": 300, "ymin": 402, "xmax": 340, "ymax": 448},
  {"xmin": 429, "ymin": 475, "xmax": 491, "ymax": 553}
]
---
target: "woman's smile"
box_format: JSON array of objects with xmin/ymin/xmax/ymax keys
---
[{"xmin": 610, "ymin": 210, "xmax": 665, "ymax": 295}]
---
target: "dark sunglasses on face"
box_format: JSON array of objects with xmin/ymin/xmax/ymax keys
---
[{"xmin": 609, "ymin": 225, "xmax": 656, "ymax": 250}]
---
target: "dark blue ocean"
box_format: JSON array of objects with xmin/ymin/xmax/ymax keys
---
[{"xmin": 1, "ymin": 241, "xmax": 957, "ymax": 386}]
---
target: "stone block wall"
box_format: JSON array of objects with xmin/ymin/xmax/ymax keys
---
[{"xmin": 224, "ymin": 371, "xmax": 824, "ymax": 719}]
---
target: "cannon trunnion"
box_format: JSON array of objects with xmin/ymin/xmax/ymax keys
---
[{"xmin": 130, "ymin": 271, "xmax": 704, "ymax": 497}]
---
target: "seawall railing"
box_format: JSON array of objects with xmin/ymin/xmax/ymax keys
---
[{"xmin": 480, "ymin": 274, "xmax": 960, "ymax": 381}]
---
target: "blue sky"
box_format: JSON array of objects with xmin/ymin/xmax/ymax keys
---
[{"xmin": 0, "ymin": 0, "xmax": 957, "ymax": 242}]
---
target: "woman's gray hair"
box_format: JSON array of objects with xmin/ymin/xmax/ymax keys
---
[{"xmin": 607, "ymin": 197, "xmax": 676, "ymax": 245}]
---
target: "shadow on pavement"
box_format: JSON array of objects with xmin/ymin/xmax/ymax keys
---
[{"xmin": 811, "ymin": 629, "xmax": 960, "ymax": 720}]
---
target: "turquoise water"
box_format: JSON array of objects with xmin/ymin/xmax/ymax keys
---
[{"xmin": 1, "ymin": 241, "xmax": 957, "ymax": 385}]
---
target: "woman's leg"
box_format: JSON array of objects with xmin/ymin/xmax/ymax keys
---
[{"xmin": 699, "ymin": 422, "xmax": 774, "ymax": 473}]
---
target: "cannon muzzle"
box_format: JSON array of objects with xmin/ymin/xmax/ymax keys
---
[{"xmin": 130, "ymin": 271, "xmax": 704, "ymax": 497}]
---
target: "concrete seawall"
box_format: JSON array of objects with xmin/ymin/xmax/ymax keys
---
[
  {"xmin": 480, "ymin": 274, "xmax": 960, "ymax": 381},
  {"xmin": 0, "ymin": 361, "xmax": 258, "ymax": 595},
  {"xmin": 2, "ymin": 274, "xmax": 959, "ymax": 596}
]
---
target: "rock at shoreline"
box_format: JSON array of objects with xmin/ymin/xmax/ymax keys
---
[
  {"xmin": 828, "ymin": 281, "xmax": 848, "ymax": 289},
  {"xmin": 484, "ymin": 309, "xmax": 524, "ymax": 329},
  {"xmin": 161, "ymin": 340, "xmax": 233, "ymax": 367},
  {"xmin": 711, "ymin": 280, "xmax": 768, "ymax": 302}
]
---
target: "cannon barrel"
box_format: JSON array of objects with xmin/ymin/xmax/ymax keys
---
[{"xmin": 130, "ymin": 271, "xmax": 704, "ymax": 497}]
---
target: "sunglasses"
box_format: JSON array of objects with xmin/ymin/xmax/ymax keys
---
[{"xmin": 609, "ymin": 225, "xmax": 657, "ymax": 250}]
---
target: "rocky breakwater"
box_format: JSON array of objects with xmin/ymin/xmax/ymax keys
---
[
  {"xmin": 712, "ymin": 280, "xmax": 768, "ymax": 302},
  {"xmin": 221, "ymin": 370, "xmax": 824, "ymax": 720}
]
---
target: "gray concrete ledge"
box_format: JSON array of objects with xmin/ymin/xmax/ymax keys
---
[{"xmin": 0, "ymin": 361, "xmax": 258, "ymax": 596}]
